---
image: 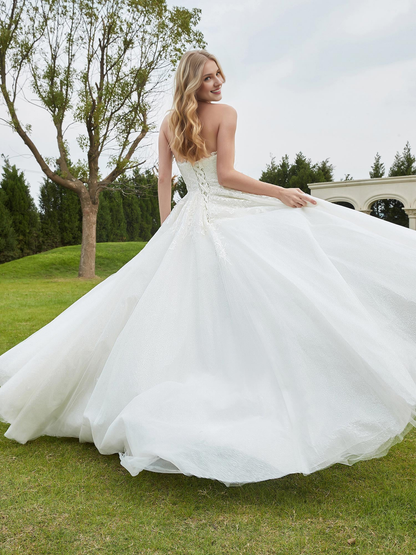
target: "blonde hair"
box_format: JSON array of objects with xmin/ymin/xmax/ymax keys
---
[{"xmin": 167, "ymin": 49, "xmax": 226, "ymax": 165}]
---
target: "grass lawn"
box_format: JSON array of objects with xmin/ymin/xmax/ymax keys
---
[{"xmin": 0, "ymin": 244, "xmax": 415, "ymax": 554}]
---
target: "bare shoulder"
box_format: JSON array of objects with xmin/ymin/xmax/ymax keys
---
[
  {"xmin": 215, "ymin": 103, "xmax": 237, "ymax": 118},
  {"xmin": 160, "ymin": 113, "xmax": 171, "ymax": 132},
  {"xmin": 218, "ymin": 103, "xmax": 237, "ymax": 113}
]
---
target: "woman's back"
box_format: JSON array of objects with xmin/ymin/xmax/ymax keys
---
[{"xmin": 163, "ymin": 102, "xmax": 227, "ymax": 162}]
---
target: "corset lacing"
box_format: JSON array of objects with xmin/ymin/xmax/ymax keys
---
[
  {"xmin": 193, "ymin": 164, "xmax": 211, "ymax": 223},
  {"xmin": 190, "ymin": 163, "xmax": 229, "ymax": 264}
]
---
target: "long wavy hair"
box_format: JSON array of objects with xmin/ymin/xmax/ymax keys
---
[{"xmin": 167, "ymin": 50, "xmax": 226, "ymax": 165}]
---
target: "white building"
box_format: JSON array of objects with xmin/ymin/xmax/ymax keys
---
[{"xmin": 308, "ymin": 175, "xmax": 416, "ymax": 230}]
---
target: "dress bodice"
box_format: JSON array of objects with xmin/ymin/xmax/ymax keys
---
[
  {"xmin": 172, "ymin": 150, "xmax": 283, "ymax": 228},
  {"xmin": 175, "ymin": 151, "xmax": 220, "ymax": 195}
]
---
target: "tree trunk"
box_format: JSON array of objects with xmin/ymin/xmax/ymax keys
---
[{"xmin": 78, "ymin": 195, "xmax": 99, "ymax": 279}]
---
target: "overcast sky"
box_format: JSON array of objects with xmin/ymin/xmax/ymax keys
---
[{"xmin": 1, "ymin": 0, "xmax": 416, "ymax": 206}]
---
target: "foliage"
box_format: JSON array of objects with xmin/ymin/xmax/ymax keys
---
[
  {"xmin": 259, "ymin": 152, "xmax": 334, "ymax": 194},
  {"xmin": 369, "ymin": 143, "xmax": 415, "ymax": 228},
  {"xmin": 118, "ymin": 167, "xmax": 160, "ymax": 240},
  {"xmin": 389, "ymin": 141, "xmax": 416, "ymax": 177},
  {"xmin": 96, "ymin": 169, "xmax": 160, "ymax": 242},
  {"xmin": 39, "ymin": 178, "xmax": 82, "ymax": 250},
  {"xmin": 172, "ymin": 174, "xmax": 188, "ymax": 205},
  {"xmin": 0, "ymin": 0, "xmax": 206, "ymax": 276},
  {"xmin": 0, "ymin": 187, "xmax": 18, "ymax": 262},
  {"xmin": 369, "ymin": 152, "xmax": 385, "ymax": 178},
  {"xmin": 0, "ymin": 159, "xmax": 41, "ymax": 258},
  {"xmin": 122, "ymin": 193, "xmax": 142, "ymax": 241}
]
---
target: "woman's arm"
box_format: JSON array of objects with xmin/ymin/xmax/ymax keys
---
[
  {"xmin": 216, "ymin": 106, "xmax": 317, "ymax": 208},
  {"xmin": 158, "ymin": 117, "xmax": 173, "ymax": 224}
]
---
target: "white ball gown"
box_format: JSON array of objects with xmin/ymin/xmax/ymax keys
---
[{"xmin": 1, "ymin": 151, "xmax": 416, "ymax": 487}]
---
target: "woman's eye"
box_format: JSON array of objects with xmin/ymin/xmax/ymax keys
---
[{"xmin": 205, "ymin": 71, "xmax": 220, "ymax": 81}]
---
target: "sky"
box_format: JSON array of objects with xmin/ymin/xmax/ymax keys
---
[{"xmin": 1, "ymin": 0, "xmax": 416, "ymax": 206}]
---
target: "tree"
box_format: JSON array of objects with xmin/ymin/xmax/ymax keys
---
[
  {"xmin": 39, "ymin": 178, "xmax": 82, "ymax": 250},
  {"xmin": 369, "ymin": 143, "xmax": 415, "ymax": 228},
  {"xmin": 96, "ymin": 193, "xmax": 112, "ymax": 243},
  {"xmin": 369, "ymin": 152, "xmax": 385, "ymax": 178},
  {"xmin": 172, "ymin": 174, "xmax": 187, "ymax": 206},
  {"xmin": 0, "ymin": 159, "xmax": 40, "ymax": 256},
  {"xmin": 0, "ymin": 0, "xmax": 206, "ymax": 278},
  {"xmin": 131, "ymin": 168, "xmax": 160, "ymax": 240},
  {"xmin": 260, "ymin": 152, "xmax": 334, "ymax": 194},
  {"xmin": 341, "ymin": 174, "xmax": 353, "ymax": 181},
  {"xmin": 389, "ymin": 141, "xmax": 416, "ymax": 177},
  {"xmin": 369, "ymin": 152, "xmax": 388, "ymax": 224},
  {"xmin": 106, "ymin": 190, "xmax": 127, "ymax": 242},
  {"xmin": 260, "ymin": 154, "xmax": 290, "ymax": 189},
  {"xmin": 0, "ymin": 187, "xmax": 18, "ymax": 262},
  {"xmin": 122, "ymin": 193, "xmax": 142, "ymax": 241}
]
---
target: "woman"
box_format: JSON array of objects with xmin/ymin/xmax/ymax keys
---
[
  {"xmin": 157, "ymin": 50, "xmax": 317, "ymax": 224},
  {"xmin": 0, "ymin": 49, "xmax": 415, "ymax": 487}
]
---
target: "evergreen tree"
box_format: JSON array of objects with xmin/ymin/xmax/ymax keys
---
[
  {"xmin": 38, "ymin": 178, "xmax": 82, "ymax": 250},
  {"xmin": 38, "ymin": 179, "xmax": 61, "ymax": 250},
  {"xmin": 260, "ymin": 152, "xmax": 334, "ymax": 194},
  {"xmin": 313, "ymin": 160, "xmax": 334, "ymax": 184},
  {"xmin": 369, "ymin": 142, "xmax": 415, "ymax": 228},
  {"xmin": 369, "ymin": 153, "xmax": 387, "ymax": 223},
  {"xmin": 96, "ymin": 189, "xmax": 128, "ymax": 242},
  {"xmin": 122, "ymin": 193, "xmax": 142, "ymax": 241},
  {"xmin": 370, "ymin": 198, "xmax": 409, "ymax": 228},
  {"xmin": 172, "ymin": 175, "xmax": 188, "ymax": 206},
  {"xmin": 0, "ymin": 159, "xmax": 40, "ymax": 257},
  {"xmin": 96, "ymin": 170, "xmax": 161, "ymax": 243},
  {"xmin": 131, "ymin": 168, "xmax": 161, "ymax": 240},
  {"xmin": 389, "ymin": 141, "xmax": 416, "ymax": 177},
  {"xmin": 0, "ymin": 189, "xmax": 18, "ymax": 262},
  {"xmin": 260, "ymin": 154, "xmax": 290, "ymax": 189},
  {"xmin": 96, "ymin": 193, "xmax": 112, "ymax": 243},
  {"xmin": 60, "ymin": 187, "xmax": 82, "ymax": 245},
  {"xmin": 107, "ymin": 191, "xmax": 127, "ymax": 242},
  {"xmin": 369, "ymin": 152, "xmax": 385, "ymax": 178}
]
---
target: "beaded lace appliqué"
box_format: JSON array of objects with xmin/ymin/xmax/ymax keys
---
[{"xmin": 168, "ymin": 155, "xmax": 230, "ymax": 264}]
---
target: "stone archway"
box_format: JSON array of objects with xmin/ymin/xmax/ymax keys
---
[
  {"xmin": 334, "ymin": 201, "xmax": 355, "ymax": 209},
  {"xmin": 308, "ymin": 175, "xmax": 416, "ymax": 230}
]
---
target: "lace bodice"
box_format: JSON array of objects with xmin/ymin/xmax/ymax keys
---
[
  {"xmin": 169, "ymin": 151, "xmax": 283, "ymax": 263},
  {"xmin": 175, "ymin": 151, "xmax": 221, "ymax": 196},
  {"xmin": 174, "ymin": 150, "xmax": 282, "ymax": 218}
]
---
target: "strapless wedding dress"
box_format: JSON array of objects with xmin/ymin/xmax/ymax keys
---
[{"xmin": 1, "ymin": 151, "xmax": 416, "ymax": 487}]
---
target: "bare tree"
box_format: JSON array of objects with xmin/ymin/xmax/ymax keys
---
[{"xmin": 0, "ymin": 0, "xmax": 206, "ymax": 277}]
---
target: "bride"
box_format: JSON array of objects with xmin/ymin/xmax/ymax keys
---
[
  {"xmin": 158, "ymin": 51, "xmax": 317, "ymax": 221},
  {"xmin": 0, "ymin": 49, "xmax": 415, "ymax": 487}
]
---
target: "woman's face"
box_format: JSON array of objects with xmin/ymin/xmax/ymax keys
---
[{"xmin": 195, "ymin": 59, "xmax": 224, "ymax": 103}]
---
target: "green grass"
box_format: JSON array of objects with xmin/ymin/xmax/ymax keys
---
[
  {"xmin": 0, "ymin": 242, "xmax": 146, "ymax": 354},
  {"xmin": 1, "ymin": 244, "xmax": 416, "ymax": 554}
]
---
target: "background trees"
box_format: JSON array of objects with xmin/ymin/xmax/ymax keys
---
[
  {"xmin": 0, "ymin": 159, "xmax": 41, "ymax": 260},
  {"xmin": 0, "ymin": 0, "xmax": 206, "ymax": 277},
  {"xmin": 2, "ymin": 142, "xmax": 416, "ymax": 264},
  {"xmin": 369, "ymin": 142, "xmax": 416, "ymax": 227},
  {"xmin": 259, "ymin": 152, "xmax": 334, "ymax": 194},
  {"xmin": 0, "ymin": 159, "xmax": 164, "ymax": 262}
]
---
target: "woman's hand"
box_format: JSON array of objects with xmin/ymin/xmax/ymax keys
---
[{"xmin": 278, "ymin": 187, "xmax": 317, "ymax": 208}]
